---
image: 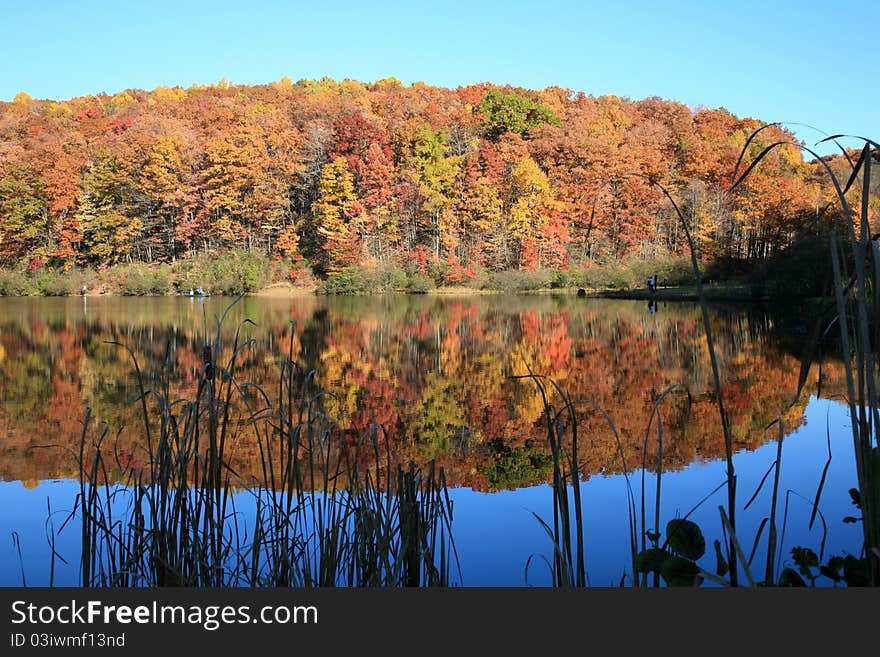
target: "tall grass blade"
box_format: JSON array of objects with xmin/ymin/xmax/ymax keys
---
[{"xmin": 809, "ymin": 408, "xmax": 834, "ymax": 530}]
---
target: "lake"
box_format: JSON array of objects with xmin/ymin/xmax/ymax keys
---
[{"xmin": 0, "ymin": 294, "xmax": 864, "ymax": 586}]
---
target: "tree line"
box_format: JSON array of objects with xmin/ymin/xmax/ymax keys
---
[{"xmin": 0, "ymin": 77, "xmax": 863, "ymax": 281}]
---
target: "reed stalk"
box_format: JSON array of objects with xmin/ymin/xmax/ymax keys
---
[{"xmin": 73, "ymin": 308, "xmax": 459, "ymax": 587}]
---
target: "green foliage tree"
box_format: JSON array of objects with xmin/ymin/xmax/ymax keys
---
[
  {"xmin": 475, "ymin": 89, "xmax": 562, "ymax": 141},
  {"xmin": 411, "ymin": 126, "xmax": 462, "ymax": 261},
  {"xmin": 0, "ymin": 167, "xmax": 47, "ymax": 263}
]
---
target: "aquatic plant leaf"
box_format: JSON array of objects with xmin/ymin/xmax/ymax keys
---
[
  {"xmin": 819, "ymin": 556, "xmax": 844, "ymax": 583},
  {"xmin": 666, "ymin": 518, "xmax": 705, "ymax": 560},
  {"xmin": 792, "ymin": 546, "xmax": 818, "ymax": 570},
  {"xmin": 778, "ymin": 568, "xmax": 806, "ymax": 587},
  {"xmin": 792, "ymin": 547, "xmax": 819, "ymax": 578},
  {"xmin": 635, "ymin": 548, "xmax": 669, "ymax": 574},
  {"xmin": 843, "ymin": 556, "xmax": 869, "ymax": 587},
  {"xmin": 848, "ymin": 488, "xmax": 862, "ymax": 509},
  {"xmin": 660, "ymin": 555, "xmax": 700, "ymax": 587},
  {"xmin": 843, "ymin": 516, "xmax": 860, "ymax": 523},
  {"xmin": 826, "ymin": 556, "xmax": 845, "ymax": 571}
]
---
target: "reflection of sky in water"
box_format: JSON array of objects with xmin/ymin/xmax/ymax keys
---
[{"xmin": 0, "ymin": 397, "xmax": 864, "ymax": 587}]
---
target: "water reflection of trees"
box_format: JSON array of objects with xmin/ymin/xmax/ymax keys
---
[{"xmin": 0, "ymin": 296, "xmax": 845, "ymax": 489}]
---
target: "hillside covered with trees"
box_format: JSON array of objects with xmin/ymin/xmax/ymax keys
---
[{"xmin": 0, "ymin": 77, "xmax": 868, "ymax": 288}]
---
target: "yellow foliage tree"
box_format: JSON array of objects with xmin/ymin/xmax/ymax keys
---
[{"xmin": 314, "ymin": 156, "xmax": 357, "ymax": 273}]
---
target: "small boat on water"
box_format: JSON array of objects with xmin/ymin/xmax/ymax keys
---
[{"xmin": 180, "ymin": 287, "xmax": 210, "ymax": 297}]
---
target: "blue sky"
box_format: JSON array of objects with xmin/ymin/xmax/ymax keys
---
[{"xmin": 1, "ymin": 0, "xmax": 876, "ymax": 152}]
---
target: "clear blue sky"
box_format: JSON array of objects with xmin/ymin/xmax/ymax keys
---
[{"xmin": 2, "ymin": 0, "xmax": 876, "ymax": 153}]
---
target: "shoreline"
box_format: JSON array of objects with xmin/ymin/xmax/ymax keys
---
[
  {"xmin": 0, "ymin": 279, "xmax": 827, "ymax": 303},
  {"xmin": 588, "ymin": 285, "xmax": 825, "ymax": 303}
]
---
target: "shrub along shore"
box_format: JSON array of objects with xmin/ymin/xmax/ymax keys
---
[{"xmin": 0, "ymin": 249, "xmax": 826, "ymax": 299}]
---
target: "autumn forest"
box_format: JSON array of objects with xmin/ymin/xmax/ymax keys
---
[
  {"xmin": 0, "ymin": 77, "xmax": 867, "ymax": 284},
  {"xmin": 3, "ymin": 71, "xmax": 878, "ymax": 591}
]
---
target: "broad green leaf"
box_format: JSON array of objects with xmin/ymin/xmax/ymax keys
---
[
  {"xmin": 843, "ymin": 556, "xmax": 869, "ymax": 587},
  {"xmin": 666, "ymin": 518, "xmax": 705, "ymax": 560},
  {"xmin": 778, "ymin": 568, "xmax": 806, "ymax": 587},
  {"xmin": 660, "ymin": 555, "xmax": 700, "ymax": 587},
  {"xmin": 635, "ymin": 548, "xmax": 669, "ymax": 574},
  {"xmin": 791, "ymin": 546, "xmax": 818, "ymax": 572}
]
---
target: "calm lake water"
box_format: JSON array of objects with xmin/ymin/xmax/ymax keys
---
[{"xmin": 0, "ymin": 294, "xmax": 864, "ymax": 586}]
